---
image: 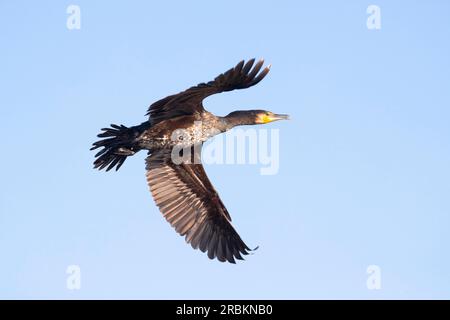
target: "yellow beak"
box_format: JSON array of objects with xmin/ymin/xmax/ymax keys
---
[{"xmin": 261, "ymin": 113, "xmax": 290, "ymax": 123}]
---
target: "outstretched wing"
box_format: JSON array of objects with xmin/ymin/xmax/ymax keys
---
[
  {"xmin": 147, "ymin": 59, "xmax": 271, "ymax": 124},
  {"xmin": 145, "ymin": 147, "xmax": 252, "ymax": 263}
]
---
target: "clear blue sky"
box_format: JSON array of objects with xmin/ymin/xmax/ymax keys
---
[{"xmin": 1, "ymin": 1, "xmax": 450, "ymax": 299}]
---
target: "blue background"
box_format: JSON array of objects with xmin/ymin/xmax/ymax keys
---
[{"xmin": 1, "ymin": 1, "xmax": 449, "ymax": 299}]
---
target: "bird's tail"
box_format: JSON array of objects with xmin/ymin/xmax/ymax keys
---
[{"xmin": 90, "ymin": 124, "xmax": 141, "ymax": 171}]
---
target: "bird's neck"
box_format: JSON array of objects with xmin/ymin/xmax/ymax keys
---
[{"xmin": 220, "ymin": 113, "xmax": 255, "ymax": 131}]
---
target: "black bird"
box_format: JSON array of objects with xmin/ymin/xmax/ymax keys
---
[{"xmin": 91, "ymin": 59, "xmax": 289, "ymax": 263}]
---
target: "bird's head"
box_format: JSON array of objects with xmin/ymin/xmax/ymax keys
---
[{"xmin": 225, "ymin": 110, "xmax": 290, "ymax": 127}]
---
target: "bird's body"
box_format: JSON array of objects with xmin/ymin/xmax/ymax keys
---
[
  {"xmin": 91, "ymin": 59, "xmax": 288, "ymax": 263},
  {"xmin": 138, "ymin": 111, "xmax": 226, "ymax": 149}
]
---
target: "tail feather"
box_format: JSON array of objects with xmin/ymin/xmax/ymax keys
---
[{"xmin": 91, "ymin": 124, "xmax": 138, "ymax": 171}]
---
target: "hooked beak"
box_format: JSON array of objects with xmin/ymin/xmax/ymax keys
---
[
  {"xmin": 257, "ymin": 112, "xmax": 291, "ymax": 124},
  {"xmin": 270, "ymin": 113, "xmax": 290, "ymax": 121}
]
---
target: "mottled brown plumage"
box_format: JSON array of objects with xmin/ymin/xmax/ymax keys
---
[{"xmin": 91, "ymin": 59, "xmax": 288, "ymax": 263}]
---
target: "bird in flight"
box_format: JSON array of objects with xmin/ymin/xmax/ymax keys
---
[{"xmin": 91, "ymin": 59, "xmax": 289, "ymax": 263}]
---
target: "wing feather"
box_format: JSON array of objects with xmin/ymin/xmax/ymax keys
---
[
  {"xmin": 147, "ymin": 59, "xmax": 271, "ymax": 124},
  {"xmin": 145, "ymin": 148, "xmax": 252, "ymax": 263}
]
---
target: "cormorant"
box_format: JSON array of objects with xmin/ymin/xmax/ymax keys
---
[{"xmin": 91, "ymin": 59, "xmax": 289, "ymax": 263}]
